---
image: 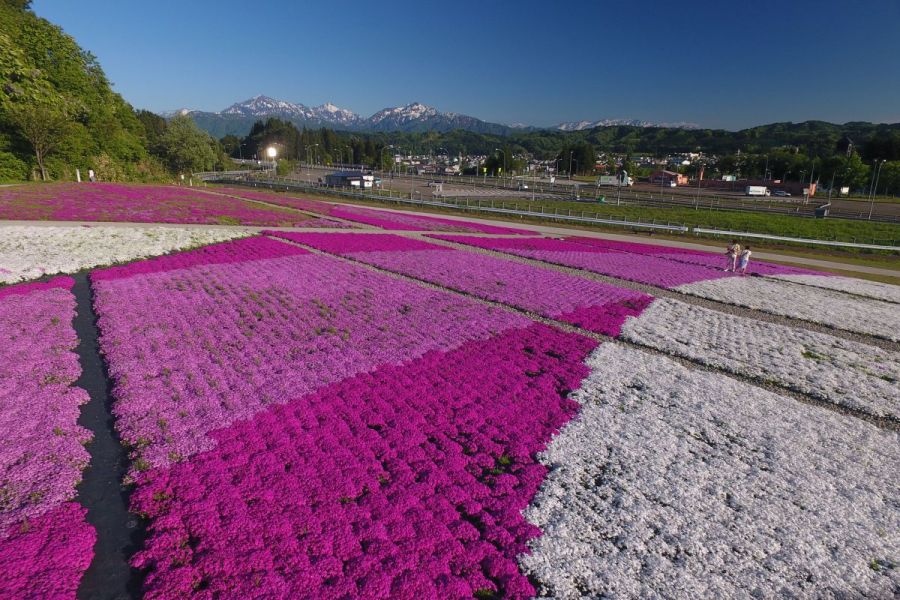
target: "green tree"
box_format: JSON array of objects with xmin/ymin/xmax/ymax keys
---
[
  {"xmin": 838, "ymin": 153, "xmax": 871, "ymax": 191},
  {"xmin": 159, "ymin": 115, "xmax": 216, "ymax": 174},
  {"xmin": 6, "ymin": 102, "xmax": 72, "ymax": 180}
]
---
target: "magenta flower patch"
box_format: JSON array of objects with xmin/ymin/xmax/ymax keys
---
[
  {"xmin": 92, "ymin": 235, "xmax": 309, "ymax": 282},
  {"xmin": 0, "ymin": 278, "xmax": 95, "ymax": 597},
  {"xmin": 0, "ymin": 503, "xmax": 96, "ymax": 599},
  {"xmin": 131, "ymin": 324, "xmax": 597, "ymax": 598},
  {"xmin": 567, "ymin": 237, "xmax": 823, "ymax": 277},
  {"xmin": 271, "ymin": 232, "xmax": 654, "ymax": 337},
  {"xmin": 91, "ymin": 236, "xmax": 530, "ymax": 472},
  {"xmin": 265, "ymin": 232, "xmax": 450, "ymax": 254},
  {"xmin": 428, "ymin": 235, "xmax": 735, "ymax": 288},
  {"xmin": 0, "ymin": 277, "xmax": 91, "ymax": 529},
  {"xmin": 0, "ymin": 182, "xmax": 329, "ymax": 227},
  {"xmin": 218, "ymin": 187, "xmax": 536, "ymax": 234}
]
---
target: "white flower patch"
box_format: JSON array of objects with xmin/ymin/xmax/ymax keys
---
[
  {"xmin": 676, "ymin": 276, "xmax": 900, "ymax": 341},
  {"xmin": 771, "ymin": 273, "xmax": 900, "ymax": 304},
  {"xmin": 621, "ymin": 298, "xmax": 900, "ymax": 420},
  {"xmin": 0, "ymin": 226, "xmax": 249, "ymax": 284},
  {"xmin": 521, "ymin": 343, "xmax": 900, "ymax": 599}
]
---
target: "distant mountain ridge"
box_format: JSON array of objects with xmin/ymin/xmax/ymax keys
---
[
  {"xmin": 556, "ymin": 118, "xmax": 701, "ymax": 131},
  {"xmin": 164, "ymin": 95, "xmax": 701, "ymax": 137}
]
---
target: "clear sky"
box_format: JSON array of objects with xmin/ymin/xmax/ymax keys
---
[{"xmin": 31, "ymin": 0, "xmax": 900, "ymax": 130}]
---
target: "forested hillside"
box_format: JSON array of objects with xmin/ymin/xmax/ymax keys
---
[{"xmin": 0, "ymin": 0, "xmax": 226, "ymax": 181}]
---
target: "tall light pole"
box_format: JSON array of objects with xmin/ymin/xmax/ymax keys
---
[
  {"xmin": 306, "ymin": 143, "xmax": 319, "ymax": 182},
  {"xmin": 266, "ymin": 146, "xmax": 278, "ymax": 174},
  {"xmin": 568, "ymin": 150, "xmax": 574, "ymax": 179},
  {"xmin": 868, "ymin": 159, "xmax": 886, "ymax": 220},
  {"xmin": 494, "ymin": 148, "xmax": 506, "ymax": 185},
  {"xmin": 381, "ymin": 144, "xmax": 395, "ymax": 194}
]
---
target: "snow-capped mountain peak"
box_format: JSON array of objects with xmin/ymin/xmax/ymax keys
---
[
  {"xmin": 310, "ymin": 102, "xmax": 360, "ymax": 124},
  {"xmin": 369, "ymin": 102, "xmax": 439, "ymax": 124},
  {"xmin": 556, "ymin": 118, "xmax": 700, "ymax": 130},
  {"xmin": 221, "ymin": 95, "xmax": 312, "ymax": 118}
]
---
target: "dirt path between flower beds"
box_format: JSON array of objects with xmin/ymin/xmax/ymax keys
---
[
  {"xmin": 270, "ymin": 236, "xmax": 898, "ymax": 432},
  {"xmin": 419, "ymin": 234, "xmax": 900, "ymax": 353},
  {"xmin": 72, "ymin": 273, "xmax": 143, "ymax": 600}
]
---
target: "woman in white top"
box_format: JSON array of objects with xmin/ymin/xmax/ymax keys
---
[{"xmin": 738, "ymin": 246, "xmax": 752, "ymax": 274}]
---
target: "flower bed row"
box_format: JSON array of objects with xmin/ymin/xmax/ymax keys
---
[
  {"xmin": 0, "ymin": 277, "xmax": 96, "ymax": 598},
  {"xmin": 0, "ymin": 225, "xmax": 247, "ymax": 285},
  {"xmin": 562, "ymin": 237, "xmax": 900, "ymax": 306},
  {"xmin": 216, "ymin": 186, "xmax": 536, "ymax": 234},
  {"xmin": 428, "ymin": 235, "xmax": 732, "ymax": 288},
  {"xmin": 269, "ymin": 232, "xmax": 654, "ymax": 337},
  {"xmin": 676, "ymin": 276, "xmax": 900, "ymax": 342},
  {"xmin": 91, "ymin": 236, "xmax": 531, "ymax": 473},
  {"xmin": 567, "ymin": 236, "xmax": 820, "ymax": 277},
  {"xmin": 771, "ymin": 273, "xmax": 900, "ymax": 304},
  {"xmin": 131, "ymin": 324, "xmax": 597, "ymax": 598},
  {"xmin": 621, "ymin": 298, "xmax": 900, "ymax": 420},
  {"xmin": 0, "ymin": 182, "xmax": 327, "ymax": 227},
  {"xmin": 522, "ymin": 342, "xmax": 900, "ymax": 598}
]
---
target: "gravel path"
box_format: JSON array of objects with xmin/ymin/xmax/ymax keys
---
[
  {"xmin": 521, "ymin": 343, "xmax": 900, "ymax": 599},
  {"xmin": 621, "ymin": 298, "xmax": 900, "ymax": 421}
]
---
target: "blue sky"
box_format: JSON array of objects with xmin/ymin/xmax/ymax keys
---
[{"xmin": 32, "ymin": 0, "xmax": 900, "ymax": 130}]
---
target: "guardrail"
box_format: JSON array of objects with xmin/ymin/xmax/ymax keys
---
[
  {"xmin": 194, "ymin": 170, "xmax": 253, "ymax": 181},
  {"xmin": 230, "ymin": 159, "xmax": 276, "ymax": 167},
  {"xmin": 215, "ymin": 176, "xmax": 689, "ymax": 232},
  {"xmin": 206, "ymin": 175, "xmax": 899, "ymax": 250},
  {"xmin": 692, "ymin": 228, "xmax": 899, "ymax": 251}
]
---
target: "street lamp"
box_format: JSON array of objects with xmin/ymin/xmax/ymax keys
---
[
  {"xmin": 494, "ymin": 148, "xmax": 506, "ymax": 184},
  {"xmin": 266, "ymin": 146, "xmax": 277, "ymax": 173},
  {"xmin": 568, "ymin": 151, "xmax": 574, "ymax": 178},
  {"xmin": 306, "ymin": 143, "xmax": 319, "ymax": 182},
  {"xmin": 381, "ymin": 144, "xmax": 395, "ymax": 193}
]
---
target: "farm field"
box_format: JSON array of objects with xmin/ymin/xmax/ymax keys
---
[{"xmin": 0, "ymin": 183, "xmax": 898, "ymax": 598}]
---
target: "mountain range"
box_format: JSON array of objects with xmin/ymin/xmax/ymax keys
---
[{"xmin": 162, "ymin": 95, "xmax": 700, "ymax": 138}]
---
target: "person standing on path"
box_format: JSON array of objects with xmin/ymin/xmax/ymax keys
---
[
  {"xmin": 738, "ymin": 246, "xmax": 752, "ymax": 275},
  {"xmin": 725, "ymin": 239, "xmax": 741, "ymax": 272},
  {"xmin": 88, "ymin": 168, "xmax": 95, "ymax": 182}
]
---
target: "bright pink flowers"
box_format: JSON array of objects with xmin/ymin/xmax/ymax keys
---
[
  {"xmin": 566, "ymin": 237, "xmax": 820, "ymax": 277},
  {"xmin": 0, "ymin": 277, "xmax": 95, "ymax": 597},
  {"xmin": 130, "ymin": 324, "xmax": 597, "ymax": 598},
  {"xmin": 218, "ymin": 187, "xmax": 535, "ymax": 234},
  {"xmin": 270, "ymin": 232, "xmax": 654, "ymax": 336},
  {"xmin": 0, "ymin": 503, "xmax": 96, "ymax": 599},
  {"xmin": 91, "ymin": 236, "xmax": 529, "ymax": 472},
  {"xmin": 429, "ymin": 235, "xmax": 735, "ymax": 288},
  {"xmin": 0, "ymin": 182, "xmax": 331, "ymax": 227}
]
